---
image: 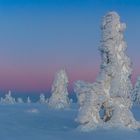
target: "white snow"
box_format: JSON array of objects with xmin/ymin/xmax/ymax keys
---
[
  {"xmin": 26, "ymin": 108, "xmax": 39, "ymax": 113},
  {"xmin": 0, "ymin": 103, "xmax": 140, "ymax": 140}
]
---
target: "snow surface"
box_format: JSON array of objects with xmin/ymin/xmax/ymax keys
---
[{"xmin": 0, "ymin": 103, "xmax": 140, "ymax": 140}]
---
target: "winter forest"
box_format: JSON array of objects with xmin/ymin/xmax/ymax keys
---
[{"xmin": 1, "ymin": 11, "xmax": 140, "ymax": 140}]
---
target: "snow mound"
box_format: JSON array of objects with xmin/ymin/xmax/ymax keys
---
[{"xmin": 26, "ymin": 108, "xmax": 39, "ymax": 113}]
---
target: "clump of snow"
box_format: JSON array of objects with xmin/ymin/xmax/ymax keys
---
[
  {"xmin": 26, "ymin": 108, "xmax": 39, "ymax": 113},
  {"xmin": 74, "ymin": 11, "xmax": 140, "ymax": 131},
  {"xmin": 48, "ymin": 69, "xmax": 70, "ymax": 109},
  {"xmin": 0, "ymin": 90, "xmax": 16, "ymax": 104}
]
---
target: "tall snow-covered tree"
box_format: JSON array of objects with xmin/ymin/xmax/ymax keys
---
[
  {"xmin": 74, "ymin": 11, "xmax": 140, "ymax": 131},
  {"xmin": 101, "ymin": 11, "xmax": 139, "ymax": 129},
  {"xmin": 48, "ymin": 69, "xmax": 70, "ymax": 109}
]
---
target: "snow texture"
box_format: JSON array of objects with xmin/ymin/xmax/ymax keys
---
[
  {"xmin": 48, "ymin": 69, "xmax": 70, "ymax": 109},
  {"xmin": 74, "ymin": 11, "xmax": 140, "ymax": 131}
]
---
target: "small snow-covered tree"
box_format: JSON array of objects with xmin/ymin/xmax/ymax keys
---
[
  {"xmin": 100, "ymin": 11, "xmax": 139, "ymax": 129},
  {"xmin": 27, "ymin": 96, "xmax": 31, "ymax": 103},
  {"xmin": 48, "ymin": 69, "xmax": 70, "ymax": 109},
  {"xmin": 1, "ymin": 90, "xmax": 16, "ymax": 104},
  {"xmin": 132, "ymin": 76, "xmax": 140, "ymax": 104},
  {"xmin": 39, "ymin": 93, "xmax": 47, "ymax": 104}
]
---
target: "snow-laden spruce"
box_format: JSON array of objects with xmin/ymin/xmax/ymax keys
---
[
  {"xmin": 100, "ymin": 11, "xmax": 139, "ymax": 129},
  {"xmin": 48, "ymin": 69, "xmax": 70, "ymax": 109},
  {"xmin": 74, "ymin": 11, "xmax": 140, "ymax": 131},
  {"xmin": 39, "ymin": 93, "xmax": 48, "ymax": 104},
  {"xmin": 0, "ymin": 90, "xmax": 16, "ymax": 104},
  {"xmin": 27, "ymin": 96, "xmax": 31, "ymax": 103},
  {"xmin": 132, "ymin": 76, "xmax": 140, "ymax": 104}
]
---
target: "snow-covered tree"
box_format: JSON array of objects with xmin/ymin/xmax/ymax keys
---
[
  {"xmin": 1, "ymin": 90, "xmax": 16, "ymax": 104},
  {"xmin": 74, "ymin": 11, "xmax": 140, "ymax": 131},
  {"xmin": 101, "ymin": 11, "xmax": 139, "ymax": 129},
  {"xmin": 17, "ymin": 97, "xmax": 24, "ymax": 103},
  {"xmin": 74, "ymin": 81, "xmax": 91, "ymax": 107},
  {"xmin": 39, "ymin": 93, "xmax": 47, "ymax": 104},
  {"xmin": 131, "ymin": 76, "xmax": 140, "ymax": 104},
  {"xmin": 74, "ymin": 75, "xmax": 110, "ymax": 131},
  {"xmin": 27, "ymin": 96, "xmax": 31, "ymax": 103},
  {"xmin": 48, "ymin": 69, "xmax": 70, "ymax": 109}
]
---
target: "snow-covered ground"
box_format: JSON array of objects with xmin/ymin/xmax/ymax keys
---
[{"xmin": 0, "ymin": 103, "xmax": 140, "ymax": 140}]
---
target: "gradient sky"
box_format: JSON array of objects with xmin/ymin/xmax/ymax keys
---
[{"xmin": 0, "ymin": 0, "xmax": 140, "ymax": 93}]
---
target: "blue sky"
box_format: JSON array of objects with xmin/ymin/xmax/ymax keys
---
[{"xmin": 0, "ymin": 0, "xmax": 139, "ymax": 92}]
